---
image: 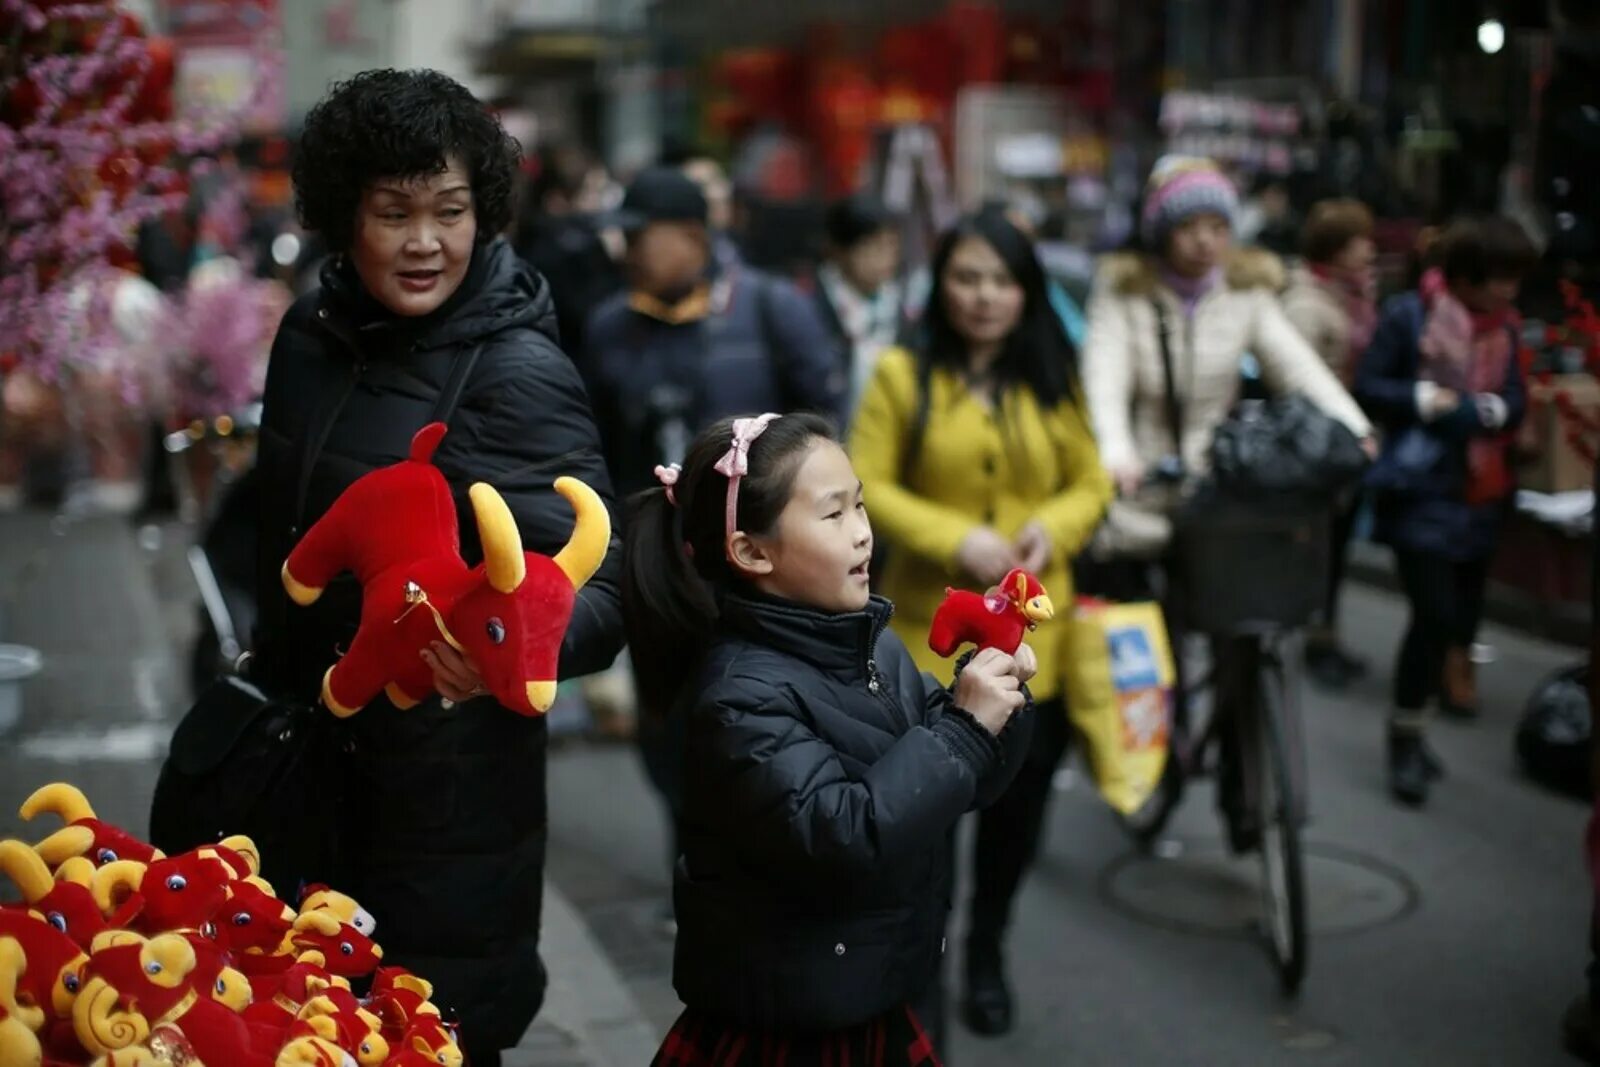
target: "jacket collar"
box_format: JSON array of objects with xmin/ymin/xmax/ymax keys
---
[
  {"xmin": 718, "ymin": 592, "xmax": 894, "ymax": 681},
  {"xmin": 1096, "ymin": 248, "xmax": 1287, "ymax": 299},
  {"xmin": 315, "ymin": 237, "xmax": 557, "ymax": 355}
]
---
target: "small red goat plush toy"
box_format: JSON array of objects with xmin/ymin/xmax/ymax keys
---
[
  {"xmin": 281, "ymin": 422, "xmax": 610, "ymax": 717},
  {"xmin": 929, "ymin": 567, "xmax": 1055, "ymax": 658}
]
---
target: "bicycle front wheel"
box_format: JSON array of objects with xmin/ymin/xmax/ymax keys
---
[{"xmin": 1255, "ymin": 653, "xmax": 1308, "ymax": 995}]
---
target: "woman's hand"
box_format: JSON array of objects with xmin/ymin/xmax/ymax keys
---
[
  {"xmin": 957, "ymin": 527, "xmax": 1018, "ymax": 586},
  {"xmin": 1013, "ymin": 521, "xmax": 1053, "ymax": 575},
  {"xmin": 421, "ymin": 641, "xmax": 487, "ymax": 704},
  {"xmin": 1009, "ymin": 642, "xmax": 1038, "ymax": 686},
  {"xmin": 953, "ymin": 648, "xmax": 1026, "ymax": 736},
  {"xmin": 1110, "ymin": 461, "xmax": 1146, "ymax": 498}
]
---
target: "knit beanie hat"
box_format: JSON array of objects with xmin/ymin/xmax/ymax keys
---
[{"xmin": 1141, "ymin": 156, "xmax": 1239, "ymax": 248}]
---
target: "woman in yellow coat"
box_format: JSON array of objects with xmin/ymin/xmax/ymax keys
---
[{"xmin": 850, "ymin": 209, "xmax": 1110, "ymax": 1039}]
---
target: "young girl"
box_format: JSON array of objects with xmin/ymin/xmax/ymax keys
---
[{"xmin": 624, "ymin": 412, "xmax": 1035, "ymax": 1066}]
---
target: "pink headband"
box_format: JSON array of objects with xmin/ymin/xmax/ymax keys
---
[{"xmin": 713, "ymin": 413, "xmax": 780, "ymax": 548}]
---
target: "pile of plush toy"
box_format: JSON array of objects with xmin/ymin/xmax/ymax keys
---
[{"xmin": 0, "ymin": 783, "xmax": 460, "ymax": 1067}]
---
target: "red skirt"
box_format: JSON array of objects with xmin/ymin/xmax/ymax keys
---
[{"xmin": 651, "ymin": 1006, "xmax": 943, "ymax": 1067}]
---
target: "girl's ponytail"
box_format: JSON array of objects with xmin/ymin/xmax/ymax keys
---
[{"xmin": 621, "ymin": 482, "xmax": 717, "ymax": 719}]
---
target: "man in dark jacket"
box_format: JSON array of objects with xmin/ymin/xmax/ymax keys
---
[
  {"xmin": 252, "ymin": 69, "xmax": 624, "ymax": 1066},
  {"xmin": 582, "ymin": 166, "xmax": 846, "ymax": 499}
]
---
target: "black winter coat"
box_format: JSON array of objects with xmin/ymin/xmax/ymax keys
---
[
  {"xmin": 672, "ymin": 593, "xmax": 1032, "ymax": 1031},
  {"xmin": 253, "ymin": 238, "xmax": 625, "ymax": 1056}
]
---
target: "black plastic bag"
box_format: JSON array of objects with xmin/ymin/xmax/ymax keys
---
[
  {"xmin": 1209, "ymin": 393, "xmax": 1368, "ymax": 500},
  {"xmin": 1514, "ymin": 665, "xmax": 1593, "ymax": 801}
]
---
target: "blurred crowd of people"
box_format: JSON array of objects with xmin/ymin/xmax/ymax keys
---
[{"xmin": 514, "ymin": 135, "xmax": 1540, "ymax": 1050}]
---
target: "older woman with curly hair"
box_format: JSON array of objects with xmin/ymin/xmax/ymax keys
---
[{"xmin": 251, "ymin": 69, "xmax": 624, "ymax": 1064}]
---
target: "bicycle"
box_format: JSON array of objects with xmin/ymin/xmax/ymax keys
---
[{"xmin": 1114, "ymin": 501, "xmax": 1325, "ymax": 996}]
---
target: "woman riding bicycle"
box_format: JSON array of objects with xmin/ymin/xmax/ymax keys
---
[{"xmin": 1079, "ymin": 156, "xmax": 1372, "ymax": 847}]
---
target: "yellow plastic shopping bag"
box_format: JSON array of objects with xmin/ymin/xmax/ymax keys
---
[{"xmin": 1062, "ymin": 598, "xmax": 1174, "ymax": 815}]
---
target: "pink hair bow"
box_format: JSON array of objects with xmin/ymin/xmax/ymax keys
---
[{"xmin": 653, "ymin": 463, "xmax": 681, "ymax": 506}]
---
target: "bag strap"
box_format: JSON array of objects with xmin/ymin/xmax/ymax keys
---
[
  {"xmin": 751, "ymin": 271, "xmax": 800, "ymax": 413},
  {"xmin": 292, "ymin": 341, "xmax": 485, "ymax": 531},
  {"xmin": 1151, "ymin": 299, "xmax": 1185, "ymax": 459}
]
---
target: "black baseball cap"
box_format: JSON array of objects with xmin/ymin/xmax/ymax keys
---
[{"xmin": 610, "ymin": 166, "xmax": 709, "ymax": 231}]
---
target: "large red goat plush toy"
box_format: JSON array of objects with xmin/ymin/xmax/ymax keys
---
[
  {"xmin": 929, "ymin": 568, "xmax": 1055, "ymax": 659},
  {"xmin": 281, "ymin": 422, "xmax": 610, "ymax": 717}
]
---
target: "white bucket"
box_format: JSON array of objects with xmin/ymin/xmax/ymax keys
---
[{"xmin": 0, "ymin": 644, "xmax": 43, "ymax": 733}]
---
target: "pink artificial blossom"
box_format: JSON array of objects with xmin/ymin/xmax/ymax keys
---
[{"xmin": 1, "ymin": 0, "xmax": 286, "ymax": 399}]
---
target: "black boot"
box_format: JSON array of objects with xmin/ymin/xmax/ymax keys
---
[
  {"xmin": 1420, "ymin": 737, "xmax": 1446, "ymax": 781},
  {"xmin": 1305, "ymin": 639, "xmax": 1367, "ymax": 690},
  {"xmin": 1388, "ymin": 729, "xmax": 1432, "ymax": 807},
  {"xmin": 962, "ymin": 935, "xmax": 1013, "ymax": 1036}
]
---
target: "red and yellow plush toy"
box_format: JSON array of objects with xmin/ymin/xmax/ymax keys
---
[
  {"xmin": 929, "ymin": 567, "xmax": 1055, "ymax": 659},
  {"xmin": 19, "ymin": 785, "xmax": 163, "ymax": 872},
  {"xmin": 0, "ymin": 782, "xmax": 465, "ymax": 1067},
  {"xmin": 280, "ymin": 422, "xmax": 610, "ymax": 717}
]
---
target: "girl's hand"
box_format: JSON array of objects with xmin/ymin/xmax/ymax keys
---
[
  {"xmin": 1013, "ymin": 522, "xmax": 1052, "ymax": 575},
  {"xmin": 1009, "ymin": 642, "xmax": 1038, "ymax": 686},
  {"xmin": 954, "ymin": 648, "xmax": 1026, "ymax": 736},
  {"xmin": 421, "ymin": 641, "xmax": 487, "ymax": 704},
  {"xmin": 957, "ymin": 527, "xmax": 1018, "ymax": 586}
]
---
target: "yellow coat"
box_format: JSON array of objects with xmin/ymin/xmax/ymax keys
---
[{"xmin": 850, "ymin": 347, "xmax": 1112, "ymax": 700}]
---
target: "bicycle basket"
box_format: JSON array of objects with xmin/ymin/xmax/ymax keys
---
[{"xmin": 1173, "ymin": 501, "xmax": 1330, "ymax": 633}]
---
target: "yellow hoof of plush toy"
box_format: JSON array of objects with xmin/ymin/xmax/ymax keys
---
[
  {"xmin": 384, "ymin": 683, "xmax": 420, "ymax": 710},
  {"xmin": 526, "ymin": 680, "xmax": 557, "ymax": 714},
  {"xmin": 322, "ymin": 669, "xmax": 360, "ymax": 718},
  {"xmin": 282, "ymin": 562, "xmax": 324, "ymax": 607}
]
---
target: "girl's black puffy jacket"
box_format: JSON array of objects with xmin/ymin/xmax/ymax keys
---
[{"xmin": 671, "ymin": 592, "xmax": 1033, "ymax": 1030}]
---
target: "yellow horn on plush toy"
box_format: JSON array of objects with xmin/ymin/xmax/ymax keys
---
[
  {"xmin": 0, "ymin": 840, "xmax": 54, "ymax": 904},
  {"xmin": 20, "ymin": 783, "xmax": 95, "ymax": 826},
  {"xmin": 56, "ymin": 855, "xmax": 96, "ymax": 889},
  {"xmin": 73, "ymin": 972, "xmax": 150, "ymax": 1056},
  {"xmin": 34, "ymin": 825, "xmax": 95, "ymax": 869},
  {"xmin": 0, "ymin": 934, "xmax": 47, "ymax": 1035},
  {"xmin": 219, "ymin": 835, "xmax": 261, "ymax": 877},
  {"xmin": 470, "ymin": 483, "xmax": 527, "ymax": 594},
  {"xmin": 551, "ymin": 477, "xmax": 610, "ymax": 592},
  {"xmin": 91, "ymin": 861, "xmax": 147, "ymax": 917},
  {"xmin": 293, "ymin": 911, "xmax": 342, "ymax": 937}
]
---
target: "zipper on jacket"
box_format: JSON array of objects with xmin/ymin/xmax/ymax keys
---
[
  {"xmin": 861, "ymin": 602, "xmax": 910, "ymax": 732},
  {"xmin": 864, "ymin": 658, "xmax": 911, "ymax": 734}
]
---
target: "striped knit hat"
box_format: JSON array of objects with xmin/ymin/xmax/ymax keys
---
[{"xmin": 1141, "ymin": 155, "xmax": 1238, "ymax": 247}]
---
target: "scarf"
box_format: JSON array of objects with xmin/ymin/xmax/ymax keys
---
[
  {"xmin": 1310, "ymin": 262, "xmax": 1378, "ymax": 384},
  {"xmin": 1418, "ymin": 268, "xmax": 1517, "ymax": 504},
  {"xmin": 1159, "ymin": 264, "xmax": 1223, "ymax": 318},
  {"xmin": 819, "ymin": 262, "xmax": 902, "ymax": 411}
]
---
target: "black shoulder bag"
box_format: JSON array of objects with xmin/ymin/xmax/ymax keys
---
[{"xmin": 151, "ymin": 343, "xmax": 484, "ymax": 893}]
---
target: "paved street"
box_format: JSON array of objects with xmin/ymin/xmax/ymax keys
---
[{"xmin": 0, "ymin": 509, "xmax": 1592, "ymax": 1065}]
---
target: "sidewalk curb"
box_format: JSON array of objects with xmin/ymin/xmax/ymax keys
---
[{"xmin": 507, "ymin": 883, "xmax": 659, "ymax": 1067}]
